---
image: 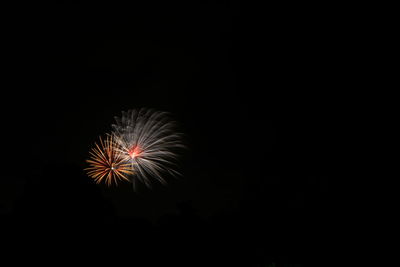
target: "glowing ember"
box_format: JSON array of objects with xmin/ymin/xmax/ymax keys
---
[{"xmin": 128, "ymin": 146, "xmax": 141, "ymax": 159}]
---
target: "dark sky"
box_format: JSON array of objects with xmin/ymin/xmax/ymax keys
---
[{"xmin": 2, "ymin": 2, "xmax": 337, "ymax": 266}]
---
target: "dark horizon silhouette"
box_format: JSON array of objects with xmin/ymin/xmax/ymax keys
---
[{"xmin": 2, "ymin": 160, "xmax": 330, "ymax": 266}]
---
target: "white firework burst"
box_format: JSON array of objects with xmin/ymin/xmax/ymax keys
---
[{"xmin": 111, "ymin": 108, "xmax": 184, "ymax": 189}]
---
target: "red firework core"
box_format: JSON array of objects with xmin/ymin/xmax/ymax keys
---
[{"xmin": 128, "ymin": 146, "xmax": 142, "ymax": 159}]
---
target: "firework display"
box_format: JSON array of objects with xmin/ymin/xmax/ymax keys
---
[
  {"xmin": 85, "ymin": 135, "xmax": 133, "ymax": 186},
  {"xmin": 86, "ymin": 108, "xmax": 184, "ymax": 189}
]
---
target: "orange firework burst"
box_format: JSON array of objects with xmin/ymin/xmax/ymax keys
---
[{"xmin": 85, "ymin": 135, "xmax": 133, "ymax": 186}]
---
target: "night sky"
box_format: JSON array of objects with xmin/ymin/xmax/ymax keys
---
[{"xmin": 2, "ymin": 2, "xmax": 337, "ymax": 266}]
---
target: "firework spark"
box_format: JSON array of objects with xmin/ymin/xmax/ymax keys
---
[
  {"xmin": 112, "ymin": 109, "xmax": 184, "ymax": 189},
  {"xmin": 85, "ymin": 135, "xmax": 133, "ymax": 186}
]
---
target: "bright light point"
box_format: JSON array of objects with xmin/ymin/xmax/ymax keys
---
[{"xmin": 128, "ymin": 146, "xmax": 141, "ymax": 159}]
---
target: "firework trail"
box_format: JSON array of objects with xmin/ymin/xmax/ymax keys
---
[
  {"xmin": 111, "ymin": 109, "xmax": 184, "ymax": 189},
  {"xmin": 85, "ymin": 135, "xmax": 133, "ymax": 186}
]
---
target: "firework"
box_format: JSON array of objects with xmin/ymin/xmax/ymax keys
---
[
  {"xmin": 85, "ymin": 135, "xmax": 133, "ymax": 186},
  {"xmin": 112, "ymin": 109, "xmax": 184, "ymax": 189}
]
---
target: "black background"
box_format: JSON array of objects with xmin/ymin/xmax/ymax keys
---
[{"xmin": 2, "ymin": 2, "xmax": 338, "ymax": 266}]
